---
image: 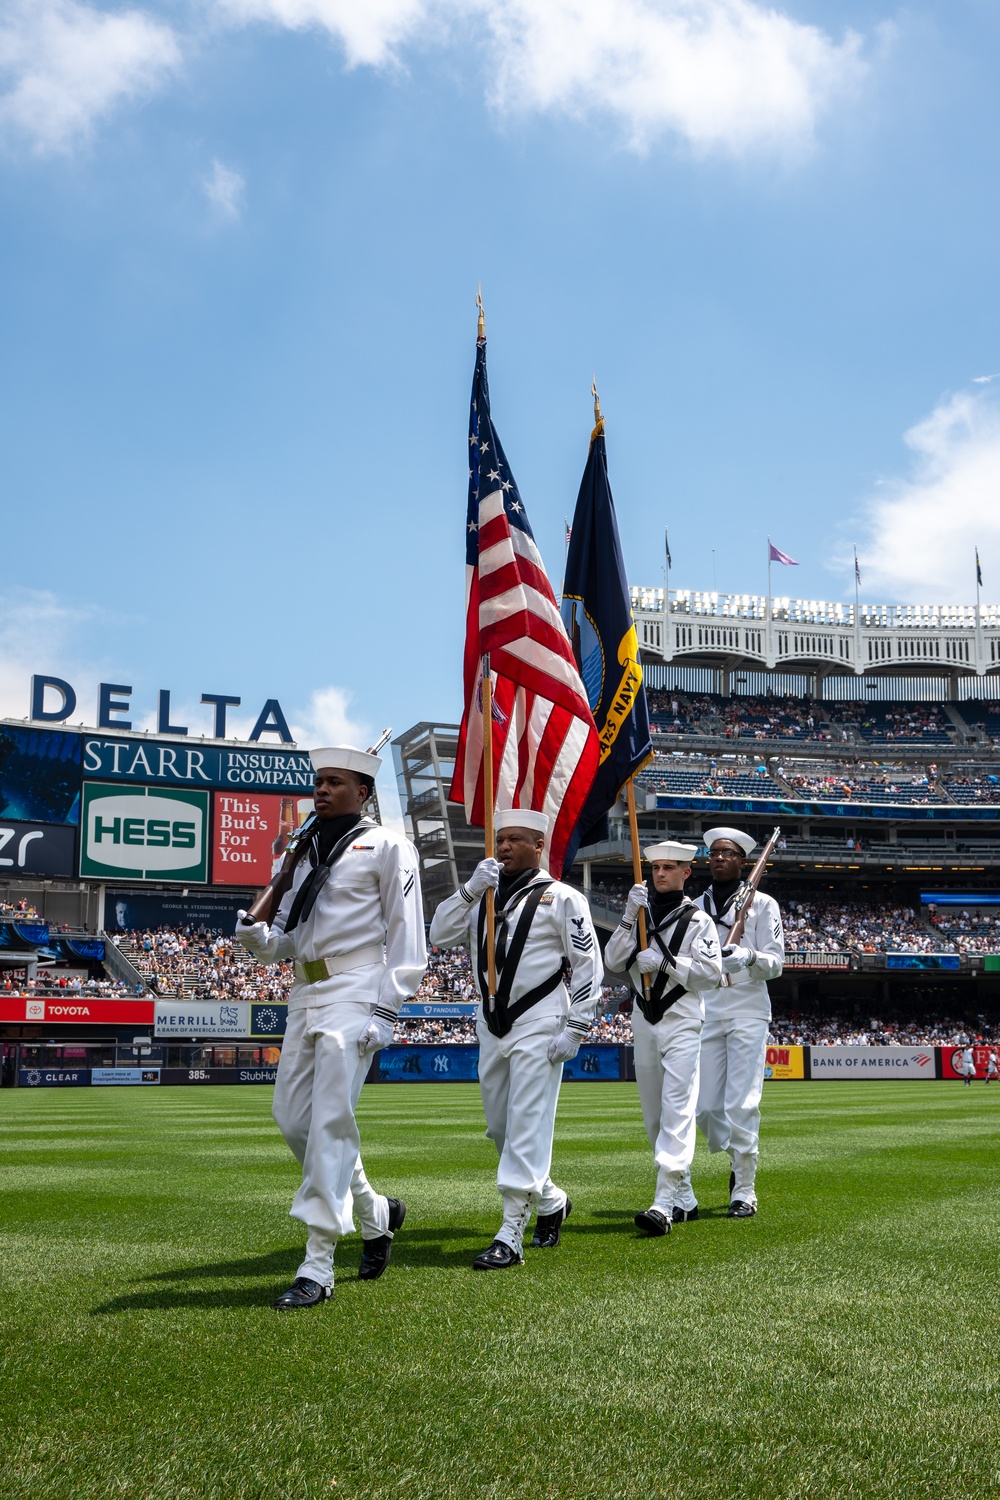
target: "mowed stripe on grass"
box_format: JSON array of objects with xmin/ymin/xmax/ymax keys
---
[{"xmin": 1, "ymin": 1081, "xmax": 999, "ymax": 1500}]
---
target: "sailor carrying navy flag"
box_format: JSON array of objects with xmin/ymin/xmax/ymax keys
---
[{"xmin": 560, "ymin": 387, "xmax": 653, "ymax": 866}]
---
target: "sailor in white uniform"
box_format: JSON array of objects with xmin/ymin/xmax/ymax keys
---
[
  {"xmin": 236, "ymin": 745, "xmax": 426, "ymax": 1308},
  {"xmin": 604, "ymin": 840, "xmax": 723, "ymax": 1237},
  {"xmin": 429, "ymin": 809, "xmax": 603, "ymax": 1268},
  {"xmin": 678, "ymin": 826, "xmax": 784, "ymax": 1220}
]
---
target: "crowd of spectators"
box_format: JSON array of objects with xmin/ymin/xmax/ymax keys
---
[
  {"xmin": 0, "ymin": 971, "xmax": 137, "ymax": 998},
  {"xmin": 925, "ymin": 906, "xmax": 1000, "ymax": 954},
  {"xmin": 1, "ymin": 897, "xmax": 39, "ymax": 919},
  {"xmin": 769, "ymin": 1010, "xmax": 995, "ymax": 1047},
  {"xmin": 118, "ymin": 927, "xmax": 293, "ymax": 1005}
]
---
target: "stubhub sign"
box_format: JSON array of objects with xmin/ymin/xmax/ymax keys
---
[{"xmin": 80, "ymin": 783, "xmax": 209, "ymax": 883}]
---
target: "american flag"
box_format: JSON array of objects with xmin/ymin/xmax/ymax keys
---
[{"xmin": 450, "ymin": 340, "xmax": 599, "ymax": 878}]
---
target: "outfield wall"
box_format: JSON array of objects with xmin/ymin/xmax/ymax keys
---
[{"xmin": 14, "ymin": 1043, "xmax": 999, "ymax": 1086}]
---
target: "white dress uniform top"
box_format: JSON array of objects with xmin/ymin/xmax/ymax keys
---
[
  {"xmin": 685, "ymin": 827, "xmax": 784, "ymax": 1212},
  {"xmin": 604, "ymin": 843, "xmax": 723, "ymax": 1218},
  {"xmin": 429, "ymin": 821, "xmax": 603, "ymax": 1255},
  {"xmin": 237, "ymin": 751, "xmax": 426, "ymax": 1290}
]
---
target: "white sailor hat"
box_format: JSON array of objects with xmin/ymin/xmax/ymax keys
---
[
  {"xmin": 495, "ymin": 808, "xmax": 550, "ymax": 835},
  {"xmin": 643, "ymin": 840, "xmax": 698, "ymax": 863},
  {"xmin": 703, "ymin": 826, "xmax": 756, "ymax": 857},
  {"xmin": 310, "ymin": 745, "xmax": 382, "ymax": 780}
]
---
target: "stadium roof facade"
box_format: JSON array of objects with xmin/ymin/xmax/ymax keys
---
[{"xmin": 630, "ymin": 588, "xmax": 1000, "ymax": 690}]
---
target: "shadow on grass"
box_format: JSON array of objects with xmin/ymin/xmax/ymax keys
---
[
  {"xmin": 90, "ymin": 1229, "xmax": 496, "ymax": 1314},
  {"xmin": 90, "ymin": 1209, "xmax": 728, "ymax": 1315}
]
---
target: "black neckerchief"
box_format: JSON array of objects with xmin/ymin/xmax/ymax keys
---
[
  {"xmin": 647, "ymin": 884, "xmax": 685, "ymax": 929},
  {"xmin": 707, "ymin": 877, "xmax": 741, "ymax": 919},
  {"xmin": 497, "ymin": 867, "xmax": 540, "ymax": 909},
  {"xmin": 315, "ymin": 812, "xmax": 363, "ymax": 861},
  {"xmin": 285, "ymin": 816, "xmax": 369, "ymax": 932}
]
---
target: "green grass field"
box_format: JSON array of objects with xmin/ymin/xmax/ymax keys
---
[{"xmin": 2, "ymin": 1080, "xmax": 999, "ymax": 1500}]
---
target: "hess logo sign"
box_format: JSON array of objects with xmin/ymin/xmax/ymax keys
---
[{"xmin": 81, "ymin": 784, "xmax": 209, "ymax": 883}]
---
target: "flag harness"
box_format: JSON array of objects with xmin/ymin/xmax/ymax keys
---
[
  {"xmin": 632, "ymin": 900, "xmax": 699, "ymax": 1025},
  {"xmin": 476, "ymin": 879, "xmax": 563, "ymax": 1038}
]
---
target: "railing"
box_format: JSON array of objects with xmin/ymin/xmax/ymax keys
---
[{"xmin": 99, "ymin": 935, "xmax": 149, "ymax": 993}]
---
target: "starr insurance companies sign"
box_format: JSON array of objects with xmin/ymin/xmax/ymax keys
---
[{"xmin": 80, "ymin": 783, "xmax": 210, "ymax": 883}]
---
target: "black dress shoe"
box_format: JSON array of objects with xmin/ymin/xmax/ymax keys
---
[
  {"xmin": 473, "ymin": 1239, "xmax": 523, "ymax": 1270},
  {"xmin": 359, "ymin": 1197, "xmax": 407, "ymax": 1281},
  {"xmin": 633, "ymin": 1208, "xmax": 671, "ymax": 1237},
  {"xmin": 728, "ymin": 1200, "xmax": 756, "ymax": 1218},
  {"xmin": 531, "ymin": 1198, "xmax": 572, "ymax": 1248},
  {"xmin": 671, "ymin": 1205, "xmax": 699, "ymax": 1223},
  {"xmin": 273, "ymin": 1277, "xmax": 332, "ymax": 1310}
]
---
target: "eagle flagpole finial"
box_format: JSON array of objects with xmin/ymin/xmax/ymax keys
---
[
  {"xmin": 476, "ymin": 284, "xmax": 485, "ymax": 344},
  {"xmin": 591, "ymin": 376, "xmax": 604, "ymax": 438}
]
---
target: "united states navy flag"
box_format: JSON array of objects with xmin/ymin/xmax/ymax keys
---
[{"xmin": 560, "ymin": 410, "xmax": 653, "ymax": 868}]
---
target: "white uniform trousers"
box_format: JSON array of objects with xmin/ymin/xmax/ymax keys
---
[
  {"xmin": 273, "ymin": 981, "xmax": 390, "ymax": 1286},
  {"xmin": 696, "ymin": 1012, "xmax": 770, "ymax": 1206},
  {"xmin": 476, "ymin": 1012, "xmax": 566, "ymax": 1253},
  {"xmin": 632, "ymin": 999, "xmax": 703, "ymax": 1215}
]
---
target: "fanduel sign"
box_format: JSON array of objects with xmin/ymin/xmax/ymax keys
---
[{"xmin": 29, "ymin": 676, "xmax": 293, "ymax": 743}]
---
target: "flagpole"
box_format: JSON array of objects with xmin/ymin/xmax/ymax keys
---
[
  {"xmin": 475, "ymin": 287, "xmax": 496, "ymax": 1008},
  {"xmin": 625, "ymin": 779, "xmax": 650, "ymax": 997},
  {"xmin": 481, "ymin": 653, "xmax": 498, "ymax": 1009},
  {"xmin": 976, "ymin": 547, "xmax": 983, "ymax": 676},
  {"xmin": 766, "ymin": 536, "xmax": 772, "ymax": 666},
  {"xmin": 853, "ymin": 545, "xmax": 861, "ymax": 679}
]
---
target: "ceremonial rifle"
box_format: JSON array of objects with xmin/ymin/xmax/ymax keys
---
[
  {"xmin": 241, "ymin": 729, "xmax": 392, "ymax": 928},
  {"xmin": 720, "ymin": 825, "xmax": 781, "ymax": 986}
]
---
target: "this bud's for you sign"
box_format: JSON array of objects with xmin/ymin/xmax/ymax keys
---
[{"xmin": 211, "ymin": 793, "xmax": 314, "ymax": 886}]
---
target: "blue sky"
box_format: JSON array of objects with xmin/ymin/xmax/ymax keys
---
[{"xmin": 3, "ymin": 0, "xmax": 1000, "ymax": 763}]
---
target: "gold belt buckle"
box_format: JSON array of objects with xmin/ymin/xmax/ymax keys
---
[{"xmin": 301, "ymin": 957, "xmax": 330, "ymax": 985}]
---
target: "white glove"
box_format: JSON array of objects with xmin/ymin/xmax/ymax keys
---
[
  {"xmin": 547, "ymin": 1025, "xmax": 583, "ymax": 1063},
  {"xmin": 623, "ymin": 883, "xmax": 649, "ymax": 922},
  {"xmin": 235, "ymin": 911, "xmax": 270, "ymax": 957},
  {"xmin": 721, "ymin": 944, "xmax": 755, "ymax": 974},
  {"xmin": 463, "ymin": 858, "xmax": 501, "ymax": 899},
  {"xmin": 358, "ymin": 1016, "xmax": 395, "ymax": 1057},
  {"xmin": 636, "ymin": 946, "xmax": 666, "ymax": 976}
]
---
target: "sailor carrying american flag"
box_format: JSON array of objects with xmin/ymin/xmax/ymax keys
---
[{"xmin": 432, "ymin": 307, "xmax": 603, "ymax": 1269}]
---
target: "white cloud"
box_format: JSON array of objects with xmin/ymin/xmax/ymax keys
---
[
  {"xmin": 202, "ymin": 156, "xmax": 245, "ymax": 218},
  {"xmin": 0, "ymin": 0, "xmax": 180, "ymax": 154},
  {"xmin": 289, "ymin": 685, "xmax": 371, "ymax": 748},
  {"xmin": 290, "ymin": 687, "xmax": 404, "ymax": 831},
  {"xmin": 0, "ymin": 589, "xmax": 104, "ymax": 722},
  {"xmin": 213, "ymin": 0, "xmax": 867, "ymax": 157},
  {"xmin": 482, "ymin": 0, "xmax": 865, "ymax": 156},
  {"xmin": 855, "ymin": 386, "xmax": 1000, "ymax": 603},
  {"xmin": 214, "ymin": 0, "xmax": 427, "ymax": 68}
]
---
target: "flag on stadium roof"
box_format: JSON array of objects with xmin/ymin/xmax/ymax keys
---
[
  {"xmin": 559, "ymin": 393, "xmax": 653, "ymax": 869},
  {"xmin": 976, "ymin": 547, "xmax": 983, "ymax": 588},
  {"xmin": 449, "ymin": 337, "xmax": 599, "ymax": 878},
  {"xmin": 769, "ymin": 541, "xmax": 799, "ymax": 566}
]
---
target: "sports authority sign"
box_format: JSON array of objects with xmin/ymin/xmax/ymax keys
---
[
  {"xmin": 0, "ymin": 997, "xmax": 154, "ymax": 1024},
  {"xmin": 808, "ymin": 1045, "xmax": 936, "ymax": 1080},
  {"xmin": 80, "ymin": 783, "xmax": 209, "ymax": 882}
]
